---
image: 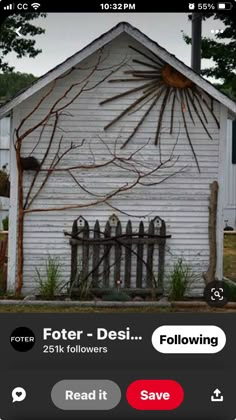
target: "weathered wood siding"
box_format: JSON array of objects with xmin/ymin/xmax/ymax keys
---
[{"xmin": 9, "ymin": 33, "xmax": 222, "ymax": 295}]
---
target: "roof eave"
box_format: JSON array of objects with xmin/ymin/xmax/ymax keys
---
[
  {"xmin": 0, "ymin": 22, "xmax": 126, "ymax": 118},
  {"xmin": 123, "ymin": 24, "xmax": 236, "ymax": 115},
  {"xmin": 0, "ymin": 21, "xmax": 235, "ymax": 118}
]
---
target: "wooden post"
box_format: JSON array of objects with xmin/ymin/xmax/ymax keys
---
[
  {"xmin": 124, "ymin": 220, "xmax": 132, "ymax": 287},
  {"xmin": 82, "ymin": 219, "xmax": 89, "ymax": 281},
  {"xmin": 92, "ymin": 220, "xmax": 100, "ymax": 286},
  {"xmin": 70, "ymin": 219, "xmax": 78, "ymax": 286},
  {"xmin": 203, "ymin": 181, "xmax": 218, "ymax": 284},
  {"xmin": 114, "ymin": 221, "xmax": 122, "ymax": 285},
  {"xmin": 103, "ymin": 221, "xmax": 111, "ymax": 287},
  {"xmin": 158, "ymin": 219, "xmax": 166, "ymax": 293},
  {"xmin": 136, "ymin": 221, "xmax": 144, "ymax": 287},
  {"xmin": 146, "ymin": 220, "xmax": 154, "ymax": 287}
]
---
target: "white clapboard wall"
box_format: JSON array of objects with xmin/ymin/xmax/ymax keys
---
[
  {"xmin": 0, "ymin": 117, "xmax": 10, "ymax": 227},
  {"xmin": 224, "ymin": 120, "xmax": 236, "ymax": 229},
  {"xmin": 7, "ymin": 33, "xmax": 225, "ymax": 295}
]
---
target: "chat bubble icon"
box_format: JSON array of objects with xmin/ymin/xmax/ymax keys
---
[{"xmin": 12, "ymin": 387, "xmax": 26, "ymax": 403}]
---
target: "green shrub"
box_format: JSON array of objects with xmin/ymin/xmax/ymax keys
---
[
  {"xmin": 35, "ymin": 256, "xmax": 63, "ymax": 300},
  {"xmin": 224, "ymin": 280, "xmax": 236, "ymax": 301},
  {"xmin": 168, "ymin": 258, "xmax": 196, "ymax": 301}
]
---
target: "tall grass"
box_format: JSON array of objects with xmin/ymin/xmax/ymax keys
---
[
  {"xmin": 168, "ymin": 258, "xmax": 196, "ymax": 300},
  {"xmin": 35, "ymin": 256, "xmax": 63, "ymax": 300}
]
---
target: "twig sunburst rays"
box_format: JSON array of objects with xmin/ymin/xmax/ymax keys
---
[{"xmin": 100, "ymin": 45, "xmax": 220, "ymax": 173}]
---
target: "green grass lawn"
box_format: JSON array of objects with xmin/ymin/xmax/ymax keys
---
[
  {"xmin": 0, "ymin": 306, "xmax": 171, "ymax": 313},
  {"xmin": 0, "ymin": 305, "xmax": 235, "ymax": 313},
  {"xmin": 224, "ymin": 234, "xmax": 236, "ymax": 282}
]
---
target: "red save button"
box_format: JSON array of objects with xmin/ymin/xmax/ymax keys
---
[{"xmin": 126, "ymin": 380, "xmax": 184, "ymax": 410}]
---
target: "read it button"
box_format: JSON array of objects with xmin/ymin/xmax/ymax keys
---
[{"xmin": 126, "ymin": 380, "xmax": 184, "ymax": 410}]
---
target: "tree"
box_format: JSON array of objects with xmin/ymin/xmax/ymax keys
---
[
  {"xmin": 183, "ymin": 13, "xmax": 236, "ymax": 100},
  {"xmin": 13, "ymin": 50, "xmax": 184, "ymax": 294},
  {"xmin": 0, "ymin": 13, "xmax": 47, "ymax": 72},
  {"xmin": 0, "ymin": 72, "xmax": 36, "ymax": 101}
]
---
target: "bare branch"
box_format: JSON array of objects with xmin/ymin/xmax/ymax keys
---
[
  {"xmin": 24, "ymin": 113, "xmax": 60, "ymax": 208},
  {"xmin": 105, "ymin": 202, "xmax": 153, "ymax": 219},
  {"xmin": 15, "ymin": 49, "xmax": 118, "ymax": 145}
]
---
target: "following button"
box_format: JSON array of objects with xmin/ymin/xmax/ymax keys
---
[
  {"xmin": 152, "ymin": 325, "xmax": 226, "ymax": 354},
  {"xmin": 126, "ymin": 380, "xmax": 184, "ymax": 410}
]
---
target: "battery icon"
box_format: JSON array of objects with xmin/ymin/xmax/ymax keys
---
[{"xmin": 217, "ymin": 2, "xmax": 233, "ymax": 9}]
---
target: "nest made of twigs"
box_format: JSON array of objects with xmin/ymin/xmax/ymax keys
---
[
  {"xmin": 20, "ymin": 156, "xmax": 41, "ymax": 170},
  {"xmin": 161, "ymin": 64, "xmax": 193, "ymax": 89}
]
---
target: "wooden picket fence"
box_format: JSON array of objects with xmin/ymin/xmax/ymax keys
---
[{"xmin": 69, "ymin": 214, "xmax": 171, "ymax": 295}]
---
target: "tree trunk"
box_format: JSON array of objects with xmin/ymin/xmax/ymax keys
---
[{"xmin": 203, "ymin": 180, "xmax": 218, "ymax": 284}]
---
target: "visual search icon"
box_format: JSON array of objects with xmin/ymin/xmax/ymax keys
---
[{"xmin": 204, "ymin": 280, "xmax": 229, "ymax": 307}]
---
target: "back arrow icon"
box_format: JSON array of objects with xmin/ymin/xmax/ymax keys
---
[{"xmin": 15, "ymin": 27, "xmax": 23, "ymax": 37}]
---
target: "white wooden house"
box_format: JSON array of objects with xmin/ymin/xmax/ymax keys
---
[{"xmin": 0, "ymin": 22, "xmax": 235, "ymax": 296}]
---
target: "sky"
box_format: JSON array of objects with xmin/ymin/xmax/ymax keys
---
[{"xmin": 6, "ymin": 13, "xmax": 223, "ymax": 77}]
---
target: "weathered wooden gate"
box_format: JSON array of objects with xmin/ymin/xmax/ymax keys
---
[{"xmin": 69, "ymin": 214, "xmax": 171, "ymax": 295}]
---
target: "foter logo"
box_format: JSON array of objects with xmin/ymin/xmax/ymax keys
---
[
  {"xmin": 10, "ymin": 327, "xmax": 35, "ymax": 352},
  {"xmin": 188, "ymin": 3, "xmax": 195, "ymax": 9}
]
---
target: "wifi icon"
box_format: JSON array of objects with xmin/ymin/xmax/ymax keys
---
[{"xmin": 31, "ymin": 2, "xmax": 40, "ymax": 9}]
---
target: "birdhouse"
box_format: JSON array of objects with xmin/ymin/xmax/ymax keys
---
[{"xmin": 109, "ymin": 214, "xmax": 119, "ymax": 227}]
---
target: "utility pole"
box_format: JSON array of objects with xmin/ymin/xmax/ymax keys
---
[{"xmin": 191, "ymin": 13, "xmax": 202, "ymax": 74}]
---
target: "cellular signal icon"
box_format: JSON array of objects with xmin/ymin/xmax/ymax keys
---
[{"xmin": 4, "ymin": 3, "xmax": 14, "ymax": 9}]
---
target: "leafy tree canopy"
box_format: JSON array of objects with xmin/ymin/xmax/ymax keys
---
[
  {"xmin": 0, "ymin": 13, "xmax": 47, "ymax": 73},
  {"xmin": 183, "ymin": 13, "xmax": 236, "ymax": 100},
  {"xmin": 0, "ymin": 72, "xmax": 37, "ymax": 101}
]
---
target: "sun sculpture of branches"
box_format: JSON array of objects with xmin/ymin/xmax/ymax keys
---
[{"xmin": 100, "ymin": 45, "xmax": 220, "ymax": 172}]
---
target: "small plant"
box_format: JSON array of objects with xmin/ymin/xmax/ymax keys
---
[
  {"xmin": 35, "ymin": 256, "xmax": 63, "ymax": 300},
  {"xmin": 67, "ymin": 259, "xmax": 94, "ymax": 300},
  {"xmin": 2, "ymin": 289, "xmax": 17, "ymax": 299},
  {"xmin": 168, "ymin": 258, "xmax": 195, "ymax": 301},
  {"xmin": 75, "ymin": 271, "xmax": 93, "ymax": 300},
  {"xmin": 2, "ymin": 216, "xmax": 9, "ymax": 231}
]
